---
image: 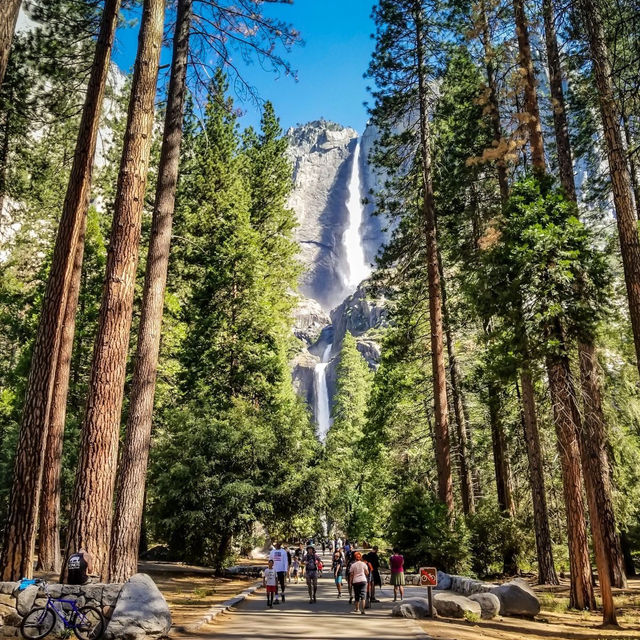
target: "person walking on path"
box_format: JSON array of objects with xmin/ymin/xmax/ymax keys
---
[
  {"xmin": 263, "ymin": 559, "xmax": 277, "ymax": 608},
  {"xmin": 285, "ymin": 545, "xmax": 292, "ymax": 583},
  {"xmin": 304, "ymin": 546, "xmax": 320, "ymax": 603},
  {"xmin": 295, "ymin": 543, "xmax": 305, "ymax": 579},
  {"xmin": 390, "ymin": 548, "xmax": 405, "ymax": 602},
  {"xmin": 345, "ymin": 547, "xmax": 355, "ymax": 603},
  {"xmin": 349, "ymin": 551, "xmax": 369, "ymax": 615},
  {"xmin": 269, "ymin": 541, "xmax": 289, "ymax": 604},
  {"xmin": 364, "ymin": 546, "xmax": 381, "ymax": 603},
  {"xmin": 332, "ymin": 549, "xmax": 344, "ymax": 598}
]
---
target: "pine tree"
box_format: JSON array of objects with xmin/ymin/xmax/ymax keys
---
[
  {"xmin": 63, "ymin": 0, "xmax": 164, "ymax": 581},
  {"xmin": 0, "ymin": 0, "xmax": 21, "ymax": 91},
  {"xmin": 323, "ymin": 332, "xmax": 373, "ymax": 535},
  {"xmin": 368, "ymin": 0, "xmax": 454, "ymax": 515},
  {"xmin": 109, "ymin": 0, "xmax": 193, "ymax": 584},
  {"xmin": 1, "ymin": 0, "xmax": 121, "ymax": 581}
]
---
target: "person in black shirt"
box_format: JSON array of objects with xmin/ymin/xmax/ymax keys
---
[
  {"xmin": 363, "ymin": 546, "xmax": 381, "ymax": 602},
  {"xmin": 66, "ymin": 549, "xmax": 93, "ymax": 585},
  {"xmin": 331, "ymin": 550, "xmax": 344, "ymax": 598}
]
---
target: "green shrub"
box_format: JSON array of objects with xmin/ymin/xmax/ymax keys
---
[
  {"xmin": 466, "ymin": 499, "xmax": 532, "ymax": 577},
  {"xmin": 388, "ymin": 484, "xmax": 470, "ymax": 573}
]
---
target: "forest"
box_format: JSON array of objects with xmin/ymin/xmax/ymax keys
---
[{"xmin": 0, "ymin": 0, "xmax": 639, "ymax": 633}]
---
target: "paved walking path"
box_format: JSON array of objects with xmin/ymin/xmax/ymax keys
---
[{"xmin": 177, "ymin": 574, "xmax": 430, "ymax": 640}]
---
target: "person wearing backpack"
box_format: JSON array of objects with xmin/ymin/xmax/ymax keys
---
[{"xmin": 304, "ymin": 546, "xmax": 320, "ymax": 603}]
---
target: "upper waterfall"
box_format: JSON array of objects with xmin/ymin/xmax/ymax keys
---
[{"xmin": 341, "ymin": 140, "xmax": 371, "ymax": 294}]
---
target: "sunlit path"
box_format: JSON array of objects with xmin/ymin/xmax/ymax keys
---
[{"xmin": 177, "ymin": 572, "xmax": 426, "ymax": 640}]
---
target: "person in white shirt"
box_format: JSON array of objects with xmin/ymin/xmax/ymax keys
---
[
  {"xmin": 269, "ymin": 541, "xmax": 289, "ymax": 603},
  {"xmin": 349, "ymin": 551, "xmax": 370, "ymax": 615},
  {"xmin": 263, "ymin": 559, "xmax": 277, "ymax": 608}
]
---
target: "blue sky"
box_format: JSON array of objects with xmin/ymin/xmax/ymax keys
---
[{"xmin": 112, "ymin": 1, "xmax": 377, "ymax": 135}]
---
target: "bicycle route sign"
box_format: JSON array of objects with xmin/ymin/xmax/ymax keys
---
[{"xmin": 419, "ymin": 566, "xmax": 438, "ymax": 587}]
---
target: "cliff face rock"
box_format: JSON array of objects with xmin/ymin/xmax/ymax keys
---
[
  {"xmin": 331, "ymin": 281, "xmax": 388, "ymax": 353},
  {"xmin": 292, "ymin": 295, "xmax": 331, "ymax": 348},
  {"xmin": 287, "ymin": 121, "xmax": 357, "ymax": 310},
  {"xmin": 286, "ymin": 121, "xmax": 390, "ymax": 433},
  {"xmin": 287, "ymin": 120, "xmax": 389, "ymax": 311}
]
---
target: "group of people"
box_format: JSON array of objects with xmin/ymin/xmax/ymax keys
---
[{"xmin": 262, "ymin": 540, "xmax": 406, "ymax": 613}]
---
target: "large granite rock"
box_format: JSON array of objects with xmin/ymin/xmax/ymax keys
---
[
  {"xmin": 292, "ymin": 296, "xmax": 331, "ymax": 347},
  {"xmin": 435, "ymin": 571, "xmax": 452, "ymax": 591},
  {"xmin": 290, "ymin": 349, "xmax": 319, "ymax": 414},
  {"xmin": 433, "ymin": 593, "xmax": 482, "ymax": 619},
  {"xmin": 287, "ymin": 121, "xmax": 358, "ymax": 309},
  {"xmin": 331, "ymin": 281, "xmax": 387, "ymax": 351},
  {"xmin": 490, "ymin": 579, "xmax": 540, "ymax": 617},
  {"xmin": 105, "ymin": 573, "xmax": 171, "ymax": 640},
  {"xmin": 468, "ymin": 592, "xmax": 500, "ymax": 619},
  {"xmin": 391, "ymin": 597, "xmax": 432, "ymax": 619}
]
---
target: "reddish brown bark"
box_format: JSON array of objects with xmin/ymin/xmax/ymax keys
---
[
  {"xmin": 513, "ymin": 0, "xmax": 545, "ymax": 173},
  {"xmin": 413, "ymin": 0, "xmax": 454, "ymax": 515},
  {"xmin": 109, "ymin": 0, "xmax": 192, "ymax": 583},
  {"xmin": 63, "ymin": 0, "xmax": 165, "ymax": 582},
  {"xmin": 578, "ymin": 0, "xmax": 640, "ymax": 380},
  {"xmin": 519, "ymin": 370, "xmax": 558, "ymax": 585},
  {"xmin": 0, "ymin": 0, "xmax": 120, "ymax": 581},
  {"xmin": 546, "ymin": 351, "xmax": 596, "ymax": 611},
  {"xmin": 36, "ymin": 222, "xmax": 86, "ymax": 574},
  {"xmin": 0, "ymin": 0, "xmax": 21, "ymax": 92},
  {"xmin": 541, "ymin": 0, "xmax": 626, "ymax": 592}
]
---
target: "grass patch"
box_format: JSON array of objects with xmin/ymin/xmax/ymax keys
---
[
  {"xmin": 463, "ymin": 610, "xmax": 481, "ymax": 623},
  {"xmin": 193, "ymin": 586, "xmax": 216, "ymax": 598},
  {"xmin": 539, "ymin": 593, "xmax": 570, "ymax": 613}
]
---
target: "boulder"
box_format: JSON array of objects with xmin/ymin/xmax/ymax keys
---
[
  {"xmin": 102, "ymin": 583, "xmax": 123, "ymax": 607},
  {"xmin": 15, "ymin": 585, "xmax": 39, "ymax": 616},
  {"xmin": 105, "ymin": 574, "xmax": 171, "ymax": 640},
  {"xmin": 391, "ymin": 597, "xmax": 432, "ymax": 619},
  {"xmin": 433, "ymin": 593, "xmax": 481, "ymax": 619},
  {"xmin": 490, "ymin": 579, "xmax": 540, "ymax": 617},
  {"xmin": 435, "ymin": 571, "xmax": 452, "ymax": 591},
  {"xmin": 468, "ymin": 593, "xmax": 500, "ymax": 619},
  {"xmin": 0, "ymin": 584, "xmax": 18, "ymax": 596}
]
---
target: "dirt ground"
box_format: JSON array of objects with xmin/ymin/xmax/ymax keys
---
[
  {"xmin": 141, "ymin": 564, "xmax": 258, "ymax": 632},
  {"xmin": 418, "ymin": 577, "xmax": 640, "ymax": 640}
]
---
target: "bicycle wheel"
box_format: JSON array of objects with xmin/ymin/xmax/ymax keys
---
[
  {"xmin": 20, "ymin": 606, "xmax": 56, "ymax": 639},
  {"xmin": 73, "ymin": 605, "xmax": 105, "ymax": 640}
]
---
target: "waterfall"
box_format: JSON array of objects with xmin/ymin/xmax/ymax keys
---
[
  {"xmin": 314, "ymin": 343, "xmax": 333, "ymax": 441},
  {"xmin": 342, "ymin": 140, "xmax": 371, "ymax": 291}
]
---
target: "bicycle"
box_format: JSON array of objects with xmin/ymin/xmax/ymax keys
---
[{"xmin": 20, "ymin": 580, "xmax": 105, "ymax": 640}]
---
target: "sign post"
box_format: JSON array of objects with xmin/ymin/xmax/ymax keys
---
[{"xmin": 419, "ymin": 567, "xmax": 438, "ymax": 618}]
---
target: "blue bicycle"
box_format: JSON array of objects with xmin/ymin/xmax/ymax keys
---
[{"xmin": 20, "ymin": 581, "xmax": 105, "ymax": 640}]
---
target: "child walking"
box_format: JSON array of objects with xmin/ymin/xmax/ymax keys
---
[
  {"xmin": 292, "ymin": 556, "xmax": 300, "ymax": 583},
  {"xmin": 263, "ymin": 559, "xmax": 277, "ymax": 608}
]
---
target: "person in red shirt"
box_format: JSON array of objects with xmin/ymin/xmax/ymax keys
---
[{"xmin": 389, "ymin": 548, "xmax": 405, "ymax": 601}]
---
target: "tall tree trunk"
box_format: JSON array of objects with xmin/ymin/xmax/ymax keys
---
[
  {"xmin": 513, "ymin": 0, "xmax": 545, "ymax": 172},
  {"xmin": 514, "ymin": 0, "xmax": 600, "ymax": 613},
  {"xmin": 546, "ymin": 349, "xmax": 596, "ymax": 611},
  {"xmin": 486, "ymin": 381, "xmax": 515, "ymax": 517},
  {"xmin": 577, "ymin": 0, "xmax": 640, "ymax": 379},
  {"xmin": 63, "ymin": 0, "xmax": 165, "ymax": 582},
  {"xmin": 519, "ymin": 369, "xmax": 558, "ymax": 584},
  {"xmin": 0, "ymin": 0, "xmax": 21, "ymax": 92},
  {"xmin": 0, "ymin": 0, "xmax": 120, "ymax": 581},
  {"xmin": 36, "ymin": 223, "xmax": 86, "ymax": 574},
  {"xmin": 438, "ymin": 249, "xmax": 475, "ymax": 515},
  {"xmin": 578, "ymin": 342, "xmax": 626, "ymax": 591},
  {"xmin": 542, "ymin": 0, "xmax": 626, "ymax": 590},
  {"xmin": 621, "ymin": 112, "xmax": 640, "ymax": 221},
  {"xmin": 108, "ymin": 0, "xmax": 192, "ymax": 583},
  {"xmin": 479, "ymin": 0, "xmax": 509, "ymax": 203},
  {"xmin": 413, "ymin": 0, "xmax": 454, "ymax": 515}
]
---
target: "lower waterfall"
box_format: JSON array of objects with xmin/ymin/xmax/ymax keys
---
[{"xmin": 314, "ymin": 343, "xmax": 333, "ymax": 441}]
